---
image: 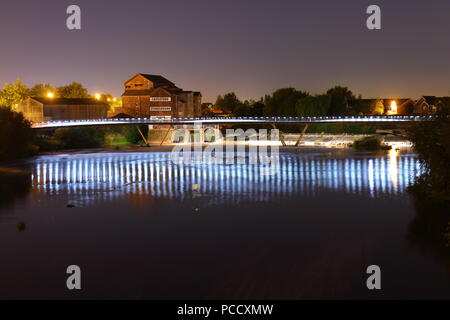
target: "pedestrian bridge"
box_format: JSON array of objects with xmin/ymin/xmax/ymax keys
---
[{"xmin": 31, "ymin": 115, "xmax": 438, "ymax": 129}]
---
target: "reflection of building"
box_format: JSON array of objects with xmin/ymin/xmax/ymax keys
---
[
  {"xmin": 121, "ymin": 73, "xmax": 202, "ymax": 118},
  {"xmin": 17, "ymin": 97, "xmax": 108, "ymax": 122}
]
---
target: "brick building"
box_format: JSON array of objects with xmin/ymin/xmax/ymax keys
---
[{"xmin": 121, "ymin": 73, "xmax": 202, "ymax": 118}]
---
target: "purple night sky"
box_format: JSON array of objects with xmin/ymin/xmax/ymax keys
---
[{"xmin": 1, "ymin": 0, "xmax": 449, "ymax": 102}]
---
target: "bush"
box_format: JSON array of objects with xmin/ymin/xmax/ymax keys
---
[
  {"xmin": 33, "ymin": 134, "xmax": 65, "ymax": 151},
  {"xmin": 123, "ymin": 126, "xmax": 145, "ymax": 144},
  {"xmin": 0, "ymin": 107, "xmax": 35, "ymax": 161},
  {"xmin": 352, "ymin": 135, "xmax": 390, "ymax": 151},
  {"xmin": 406, "ymin": 116, "xmax": 450, "ymax": 200},
  {"xmin": 53, "ymin": 127, "xmax": 105, "ymax": 149},
  {"xmin": 103, "ymin": 126, "xmax": 146, "ymax": 146}
]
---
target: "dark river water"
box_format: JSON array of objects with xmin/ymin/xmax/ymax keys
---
[{"xmin": 0, "ymin": 149, "xmax": 449, "ymax": 299}]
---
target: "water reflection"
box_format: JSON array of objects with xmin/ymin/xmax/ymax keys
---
[{"xmin": 29, "ymin": 151, "xmax": 421, "ymax": 205}]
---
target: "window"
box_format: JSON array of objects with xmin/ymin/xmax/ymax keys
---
[
  {"xmin": 150, "ymin": 106, "xmax": 171, "ymax": 112},
  {"xmin": 150, "ymin": 97, "xmax": 171, "ymax": 102}
]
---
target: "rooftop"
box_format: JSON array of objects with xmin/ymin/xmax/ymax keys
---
[{"xmin": 30, "ymin": 97, "xmax": 108, "ymax": 106}]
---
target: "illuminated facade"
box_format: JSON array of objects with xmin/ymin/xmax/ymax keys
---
[
  {"xmin": 16, "ymin": 97, "xmax": 108, "ymax": 122},
  {"xmin": 121, "ymin": 73, "xmax": 202, "ymax": 118}
]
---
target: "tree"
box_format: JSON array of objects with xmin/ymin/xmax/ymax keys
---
[
  {"xmin": 0, "ymin": 79, "xmax": 30, "ymax": 108},
  {"xmin": 56, "ymin": 82, "xmax": 89, "ymax": 98},
  {"xmin": 53, "ymin": 127, "xmax": 104, "ymax": 148},
  {"xmin": 94, "ymin": 93, "xmax": 121, "ymax": 112},
  {"xmin": 264, "ymin": 88, "xmax": 309, "ymax": 116},
  {"xmin": 234, "ymin": 103, "xmax": 252, "ymax": 117},
  {"xmin": 30, "ymin": 83, "xmax": 56, "ymax": 98},
  {"xmin": 295, "ymin": 95, "xmax": 331, "ymax": 117},
  {"xmin": 215, "ymin": 92, "xmax": 243, "ymax": 114},
  {"xmin": 0, "ymin": 108, "xmax": 35, "ymax": 160},
  {"xmin": 406, "ymin": 114, "xmax": 450, "ymax": 200},
  {"xmin": 251, "ymin": 101, "xmax": 265, "ymax": 117},
  {"xmin": 326, "ymin": 86, "xmax": 356, "ymax": 116}
]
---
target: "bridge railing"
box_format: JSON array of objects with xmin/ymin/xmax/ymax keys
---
[{"xmin": 30, "ymin": 114, "xmax": 442, "ymax": 128}]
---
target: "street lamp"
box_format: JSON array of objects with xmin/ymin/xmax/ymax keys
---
[
  {"xmin": 95, "ymin": 93, "xmax": 102, "ymax": 100},
  {"xmin": 47, "ymin": 92, "xmax": 55, "ymax": 98},
  {"xmin": 389, "ymin": 100, "xmax": 398, "ymax": 115}
]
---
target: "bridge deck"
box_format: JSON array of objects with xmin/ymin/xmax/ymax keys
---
[{"xmin": 31, "ymin": 115, "xmax": 438, "ymax": 129}]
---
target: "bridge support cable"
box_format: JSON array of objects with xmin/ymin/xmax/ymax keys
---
[
  {"xmin": 271, "ymin": 124, "xmax": 287, "ymax": 146},
  {"xmin": 294, "ymin": 124, "xmax": 309, "ymax": 147},
  {"xmin": 159, "ymin": 125, "xmax": 173, "ymax": 146},
  {"xmin": 135, "ymin": 126, "xmax": 149, "ymax": 146}
]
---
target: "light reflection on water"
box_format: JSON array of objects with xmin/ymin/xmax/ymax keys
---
[{"xmin": 29, "ymin": 151, "xmax": 422, "ymax": 205}]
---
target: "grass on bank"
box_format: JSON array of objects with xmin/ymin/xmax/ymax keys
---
[{"xmin": 34, "ymin": 126, "xmax": 147, "ymax": 151}]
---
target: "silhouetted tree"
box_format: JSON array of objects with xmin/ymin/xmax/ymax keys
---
[
  {"xmin": 326, "ymin": 86, "xmax": 356, "ymax": 115},
  {"xmin": 264, "ymin": 88, "xmax": 309, "ymax": 116},
  {"xmin": 30, "ymin": 83, "xmax": 56, "ymax": 98},
  {"xmin": 295, "ymin": 94, "xmax": 331, "ymax": 116},
  {"xmin": 0, "ymin": 108, "xmax": 35, "ymax": 160},
  {"xmin": 56, "ymin": 82, "xmax": 90, "ymax": 98},
  {"xmin": 215, "ymin": 92, "xmax": 243, "ymax": 114},
  {"xmin": 406, "ymin": 113, "xmax": 450, "ymax": 200}
]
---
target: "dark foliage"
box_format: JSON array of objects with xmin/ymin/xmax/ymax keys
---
[
  {"xmin": 53, "ymin": 127, "xmax": 105, "ymax": 149},
  {"xmin": 0, "ymin": 107, "xmax": 35, "ymax": 161},
  {"xmin": 406, "ymin": 115, "xmax": 450, "ymax": 200}
]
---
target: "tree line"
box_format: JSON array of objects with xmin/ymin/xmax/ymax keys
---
[
  {"xmin": 0, "ymin": 79, "xmax": 120, "ymax": 109},
  {"xmin": 208, "ymin": 86, "xmax": 388, "ymax": 117}
]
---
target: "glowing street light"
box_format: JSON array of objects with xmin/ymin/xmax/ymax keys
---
[
  {"xmin": 389, "ymin": 100, "xmax": 398, "ymax": 115},
  {"xmin": 47, "ymin": 92, "xmax": 55, "ymax": 98},
  {"xmin": 95, "ymin": 93, "xmax": 102, "ymax": 100}
]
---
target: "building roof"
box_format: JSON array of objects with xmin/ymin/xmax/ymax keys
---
[
  {"xmin": 124, "ymin": 73, "xmax": 176, "ymax": 87},
  {"xmin": 140, "ymin": 74, "xmax": 175, "ymax": 85},
  {"xmin": 121, "ymin": 90, "xmax": 155, "ymax": 97},
  {"xmin": 31, "ymin": 97, "xmax": 108, "ymax": 106}
]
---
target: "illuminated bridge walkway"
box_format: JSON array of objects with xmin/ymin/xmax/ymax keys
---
[
  {"xmin": 30, "ymin": 151, "xmax": 422, "ymax": 206},
  {"xmin": 31, "ymin": 115, "xmax": 438, "ymax": 129}
]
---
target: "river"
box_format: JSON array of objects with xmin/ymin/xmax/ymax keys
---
[{"xmin": 0, "ymin": 148, "xmax": 448, "ymax": 299}]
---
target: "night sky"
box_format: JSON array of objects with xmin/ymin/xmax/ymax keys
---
[{"xmin": 1, "ymin": 0, "xmax": 449, "ymax": 102}]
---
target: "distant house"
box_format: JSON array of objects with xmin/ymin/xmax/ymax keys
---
[
  {"xmin": 414, "ymin": 96, "xmax": 450, "ymax": 114},
  {"xmin": 121, "ymin": 73, "xmax": 202, "ymax": 118},
  {"xmin": 17, "ymin": 97, "xmax": 109, "ymax": 122},
  {"xmin": 359, "ymin": 98, "xmax": 432, "ymax": 115}
]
